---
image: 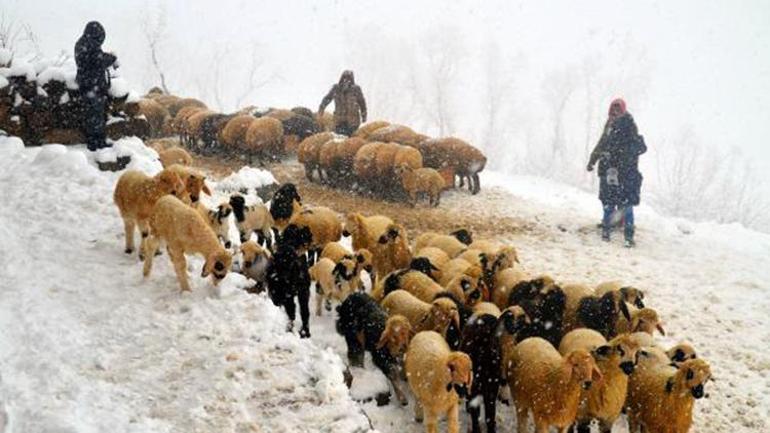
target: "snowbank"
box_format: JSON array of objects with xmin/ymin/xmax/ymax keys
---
[
  {"xmin": 216, "ymin": 166, "xmax": 277, "ymax": 195},
  {"xmin": 0, "ymin": 141, "xmax": 372, "ymax": 433}
]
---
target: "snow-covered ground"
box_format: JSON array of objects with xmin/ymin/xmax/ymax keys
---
[{"xmin": 0, "ymin": 138, "xmax": 768, "ymax": 432}]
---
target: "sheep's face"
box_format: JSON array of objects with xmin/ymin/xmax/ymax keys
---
[
  {"xmin": 376, "ymin": 315, "xmax": 412, "ymax": 355},
  {"xmin": 156, "ymin": 170, "xmax": 185, "ymax": 199},
  {"xmin": 667, "ymin": 343, "xmax": 698, "ymax": 367},
  {"xmin": 632, "ymin": 308, "xmax": 665, "ymax": 336},
  {"xmin": 355, "ymin": 249, "xmax": 374, "ymax": 273},
  {"xmin": 565, "ymin": 350, "xmax": 602, "ymax": 390},
  {"xmin": 620, "ymin": 286, "xmax": 646, "ymax": 308},
  {"xmin": 333, "ymin": 259, "xmax": 357, "ymax": 292},
  {"xmin": 494, "ymin": 246, "xmax": 520, "ymax": 270},
  {"xmin": 500, "ymin": 305, "xmax": 531, "ymax": 334},
  {"xmin": 598, "ymin": 334, "xmax": 642, "ymax": 376},
  {"xmin": 450, "ymin": 228, "xmax": 473, "ymax": 246},
  {"xmin": 202, "ymin": 250, "xmax": 233, "ymax": 284},
  {"xmin": 342, "ymin": 213, "xmax": 362, "ymax": 237},
  {"xmin": 378, "ymin": 224, "xmax": 403, "ymax": 245},
  {"xmin": 446, "ymin": 352, "xmax": 473, "ymax": 397},
  {"xmin": 672, "ymin": 359, "xmax": 711, "ymax": 399},
  {"xmin": 431, "ymin": 298, "xmax": 461, "ymax": 330},
  {"xmin": 241, "ymin": 241, "xmax": 266, "ymax": 268},
  {"xmin": 186, "ymin": 175, "xmax": 211, "ymax": 203},
  {"xmin": 216, "ymin": 203, "xmax": 233, "ymax": 223},
  {"xmin": 456, "ymin": 276, "xmax": 483, "ymax": 307}
]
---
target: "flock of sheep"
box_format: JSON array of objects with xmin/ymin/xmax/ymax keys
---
[{"xmin": 110, "ymin": 143, "xmax": 711, "ymax": 433}]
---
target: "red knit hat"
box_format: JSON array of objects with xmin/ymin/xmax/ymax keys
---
[{"xmin": 609, "ymin": 98, "xmax": 627, "ymax": 117}]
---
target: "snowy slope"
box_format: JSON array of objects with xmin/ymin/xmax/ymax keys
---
[
  {"xmin": 0, "ymin": 138, "xmax": 767, "ymax": 433},
  {"xmin": 0, "ymin": 139, "xmax": 372, "ymax": 433}
]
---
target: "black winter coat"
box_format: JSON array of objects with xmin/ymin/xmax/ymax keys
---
[
  {"xmin": 589, "ymin": 113, "xmax": 647, "ymax": 207},
  {"xmin": 266, "ymin": 245, "xmax": 310, "ymax": 302},
  {"xmin": 74, "ymin": 22, "xmax": 116, "ymax": 94}
]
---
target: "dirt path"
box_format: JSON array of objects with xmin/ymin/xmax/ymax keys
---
[{"xmin": 196, "ymin": 154, "xmax": 543, "ymax": 240}]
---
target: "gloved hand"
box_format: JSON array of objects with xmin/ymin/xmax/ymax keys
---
[{"xmin": 586, "ymin": 163, "xmax": 594, "ymax": 172}]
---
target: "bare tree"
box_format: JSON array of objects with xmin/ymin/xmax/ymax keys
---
[
  {"xmin": 141, "ymin": 4, "xmax": 171, "ymax": 93},
  {"xmin": 541, "ymin": 66, "xmax": 577, "ymax": 159},
  {"xmin": 0, "ymin": 13, "xmax": 40, "ymax": 63}
]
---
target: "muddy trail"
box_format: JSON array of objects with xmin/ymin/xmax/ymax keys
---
[{"xmin": 195, "ymin": 154, "xmax": 544, "ymax": 241}]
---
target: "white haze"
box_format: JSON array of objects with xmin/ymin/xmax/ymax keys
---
[{"xmin": 5, "ymin": 0, "xmax": 770, "ymax": 231}]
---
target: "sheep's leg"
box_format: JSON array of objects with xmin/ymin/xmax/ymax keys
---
[
  {"xmin": 413, "ymin": 399, "xmax": 424, "ymax": 423},
  {"xmin": 457, "ymin": 174, "xmax": 464, "ymax": 188},
  {"xmin": 142, "ymin": 236, "xmax": 160, "ymax": 277},
  {"xmin": 446, "ymin": 403, "xmax": 459, "ymax": 433},
  {"xmin": 467, "ymin": 393, "xmax": 482, "ymax": 433},
  {"xmin": 168, "ymin": 247, "xmax": 191, "ymax": 292},
  {"xmin": 472, "ymin": 173, "xmax": 481, "ymax": 194},
  {"xmin": 515, "ymin": 401, "xmax": 529, "ymax": 433},
  {"xmin": 315, "ymin": 284, "xmax": 324, "ymax": 317},
  {"xmin": 137, "ymin": 220, "xmax": 151, "ymax": 260},
  {"xmin": 122, "ymin": 217, "xmax": 136, "ymax": 254},
  {"xmin": 575, "ymin": 420, "xmax": 591, "ymax": 433},
  {"xmin": 298, "ymin": 286, "xmax": 311, "ymax": 338},
  {"xmin": 344, "ymin": 333, "xmax": 365, "ymax": 367},
  {"xmin": 483, "ymin": 384, "xmax": 498, "ymax": 433},
  {"xmin": 387, "ymin": 370, "xmax": 408, "ymax": 406}
]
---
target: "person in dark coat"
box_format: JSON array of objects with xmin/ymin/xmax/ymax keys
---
[
  {"xmin": 587, "ymin": 98, "xmax": 647, "ymax": 247},
  {"xmin": 74, "ymin": 21, "xmax": 117, "ymax": 151},
  {"xmin": 266, "ymin": 224, "xmax": 313, "ymax": 338},
  {"xmin": 318, "ymin": 70, "xmax": 367, "ymax": 136}
]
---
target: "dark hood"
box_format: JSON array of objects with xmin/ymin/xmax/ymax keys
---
[
  {"xmin": 339, "ymin": 70, "xmax": 355, "ymax": 87},
  {"xmin": 83, "ymin": 21, "xmax": 105, "ymax": 46}
]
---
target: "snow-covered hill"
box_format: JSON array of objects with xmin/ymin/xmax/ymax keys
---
[{"xmin": 0, "ymin": 138, "xmax": 768, "ymax": 433}]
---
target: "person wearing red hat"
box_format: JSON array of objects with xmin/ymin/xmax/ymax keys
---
[{"xmin": 587, "ymin": 98, "xmax": 647, "ymax": 247}]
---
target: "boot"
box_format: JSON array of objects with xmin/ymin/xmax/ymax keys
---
[
  {"xmin": 624, "ymin": 225, "xmax": 635, "ymax": 248},
  {"xmin": 602, "ymin": 226, "xmax": 611, "ymax": 242}
]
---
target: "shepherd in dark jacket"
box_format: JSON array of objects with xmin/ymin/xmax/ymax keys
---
[
  {"xmin": 318, "ymin": 70, "xmax": 367, "ymax": 136},
  {"xmin": 587, "ymin": 98, "xmax": 647, "ymax": 247},
  {"xmin": 75, "ymin": 21, "xmax": 117, "ymax": 151}
]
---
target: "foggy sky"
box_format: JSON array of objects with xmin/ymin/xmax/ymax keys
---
[{"xmin": 5, "ymin": 0, "xmax": 770, "ymax": 177}]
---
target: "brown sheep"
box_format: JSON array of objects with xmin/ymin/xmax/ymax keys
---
[
  {"xmin": 143, "ymin": 195, "xmax": 232, "ymax": 292},
  {"xmin": 317, "ymin": 111, "xmax": 335, "ymax": 132},
  {"xmin": 368, "ymin": 124, "xmax": 427, "ymax": 148},
  {"xmin": 152, "ymin": 94, "xmax": 180, "ymax": 109},
  {"xmin": 244, "ymin": 116, "xmax": 285, "ymax": 163},
  {"xmin": 113, "ymin": 169, "xmax": 185, "ymax": 255},
  {"xmin": 414, "ymin": 247, "xmax": 451, "ymax": 282},
  {"xmin": 137, "ymin": 98, "xmax": 170, "ymax": 137},
  {"xmin": 617, "ymin": 307, "xmax": 666, "ymax": 336},
  {"xmin": 373, "ymin": 223, "xmax": 413, "ymax": 278},
  {"xmin": 158, "ymin": 146, "xmax": 193, "ymax": 168},
  {"xmin": 506, "ymin": 337, "xmax": 602, "ymax": 433},
  {"xmin": 165, "ymin": 164, "xmax": 212, "ymax": 205},
  {"xmin": 559, "ymin": 330, "xmax": 642, "ymax": 433},
  {"xmin": 332, "ymin": 136, "xmax": 368, "ymax": 181},
  {"xmin": 395, "ymin": 164, "xmax": 445, "ymax": 207},
  {"xmin": 381, "ymin": 290, "xmax": 460, "ymax": 338},
  {"xmin": 320, "ymin": 242, "xmax": 373, "ymax": 290},
  {"xmin": 421, "ymin": 137, "xmax": 487, "ymax": 194},
  {"xmin": 310, "ymin": 257, "xmax": 357, "ymax": 316},
  {"xmin": 167, "ymin": 97, "xmax": 207, "ymax": 118},
  {"xmin": 343, "ymin": 212, "xmax": 393, "ymax": 254},
  {"xmin": 405, "ymin": 330, "xmax": 473, "ymax": 433},
  {"xmin": 147, "ymin": 137, "xmax": 180, "ymax": 152},
  {"xmin": 288, "ymin": 206, "xmax": 343, "ymax": 261},
  {"xmin": 626, "ymin": 359, "xmax": 712, "ymax": 433},
  {"xmin": 438, "ymin": 258, "xmax": 480, "ymax": 288},
  {"xmin": 171, "ymin": 105, "xmax": 205, "ymax": 137},
  {"xmin": 183, "ymin": 109, "xmax": 217, "ymax": 147},
  {"xmin": 351, "ymin": 141, "xmax": 384, "ymax": 182},
  {"xmin": 297, "ymin": 132, "xmax": 337, "ymax": 181},
  {"xmin": 219, "ymin": 115, "xmax": 256, "ymax": 150},
  {"xmin": 352, "ymin": 120, "xmax": 390, "ymax": 139},
  {"xmin": 414, "ymin": 232, "xmax": 468, "ymax": 258}
]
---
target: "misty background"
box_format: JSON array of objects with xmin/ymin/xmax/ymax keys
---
[{"xmin": 4, "ymin": 0, "xmax": 770, "ymax": 231}]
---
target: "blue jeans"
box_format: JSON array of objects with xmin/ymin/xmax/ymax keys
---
[{"xmin": 603, "ymin": 205, "xmax": 634, "ymax": 238}]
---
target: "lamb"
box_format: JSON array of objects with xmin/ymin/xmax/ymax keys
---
[
  {"xmin": 336, "ymin": 292, "xmax": 412, "ymax": 405},
  {"xmin": 269, "ymin": 183, "xmax": 302, "ymax": 233},
  {"xmin": 142, "ymin": 195, "xmax": 233, "ymax": 292},
  {"xmin": 421, "ymin": 137, "xmax": 487, "ymax": 194},
  {"xmin": 626, "ymin": 359, "xmax": 711, "ymax": 433},
  {"xmin": 320, "ymin": 242, "xmax": 373, "ymax": 290},
  {"xmin": 562, "ymin": 285, "xmax": 633, "ymax": 339},
  {"xmin": 595, "ymin": 281, "xmax": 646, "ymax": 308},
  {"xmin": 165, "ymin": 164, "xmax": 212, "ymax": 205},
  {"xmin": 505, "ymin": 337, "xmax": 602, "ymax": 433},
  {"xmin": 218, "ymin": 114, "xmax": 256, "ymax": 150},
  {"xmin": 182, "ymin": 109, "xmax": 216, "ymax": 148},
  {"xmin": 167, "ymin": 97, "xmax": 207, "ymax": 117},
  {"xmin": 404, "ymin": 330, "xmax": 473, "ymax": 433},
  {"xmin": 413, "ymin": 247, "xmax": 451, "ymax": 282},
  {"xmin": 437, "ymin": 258, "xmax": 481, "ymax": 288},
  {"xmin": 343, "ymin": 212, "xmax": 393, "ymax": 252},
  {"xmin": 297, "ymin": 132, "xmax": 336, "ymax": 180},
  {"xmin": 461, "ymin": 305, "xmax": 530, "ymax": 433},
  {"xmin": 193, "ymin": 201, "xmax": 233, "ymax": 248},
  {"xmin": 330, "ymin": 136, "xmax": 368, "ymax": 185},
  {"xmin": 378, "ymin": 269, "xmax": 452, "ymax": 304},
  {"xmin": 381, "ymin": 290, "xmax": 460, "ymax": 338},
  {"xmin": 113, "ymin": 168, "xmax": 185, "ymax": 256},
  {"xmin": 506, "ymin": 279, "xmax": 566, "ymax": 346},
  {"xmin": 228, "ymin": 194, "xmax": 273, "ymax": 248},
  {"xmin": 394, "ymin": 164, "xmax": 445, "ymax": 207},
  {"xmin": 171, "ymin": 105, "xmax": 206, "ymax": 136},
  {"xmin": 240, "ymin": 240, "xmax": 271, "ymax": 293},
  {"xmin": 630, "ymin": 334, "xmax": 698, "ymax": 368},
  {"xmin": 309, "ymin": 257, "xmax": 357, "ymax": 316},
  {"xmin": 559, "ymin": 330, "xmax": 642, "ymax": 433},
  {"xmin": 158, "ymin": 146, "xmax": 193, "ymax": 168},
  {"xmin": 374, "ymin": 223, "xmax": 413, "ymax": 278},
  {"xmin": 617, "ymin": 307, "xmax": 666, "ymax": 336},
  {"xmin": 288, "ymin": 206, "xmax": 343, "ymax": 265},
  {"xmin": 414, "ymin": 232, "xmax": 468, "ymax": 258},
  {"xmin": 244, "ymin": 116, "xmax": 284, "ymax": 164},
  {"xmin": 266, "ymin": 224, "xmax": 314, "ymax": 338},
  {"xmin": 137, "ymin": 98, "xmax": 170, "ymax": 137}
]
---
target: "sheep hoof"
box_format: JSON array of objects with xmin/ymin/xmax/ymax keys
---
[
  {"xmin": 325, "ymin": 299, "xmax": 332, "ymax": 312},
  {"xmin": 138, "ymin": 253, "xmax": 144, "ymax": 261},
  {"xmin": 299, "ymin": 328, "xmax": 311, "ymax": 339},
  {"xmin": 124, "ymin": 248, "xmax": 133, "ymax": 254}
]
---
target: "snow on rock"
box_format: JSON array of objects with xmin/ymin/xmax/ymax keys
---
[
  {"xmin": 0, "ymin": 143, "xmax": 373, "ymax": 432},
  {"xmin": 7, "ymin": 60, "xmax": 35, "ymax": 81},
  {"xmin": 0, "ymin": 75, "xmax": 8, "ymax": 89},
  {"xmin": 215, "ymin": 166, "xmax": 277, "ymax": 196},
  {"xmin": 36, "ymin": 66, "xmax": 69, "ymax": 86},
  {"xmin": 108, "ymin": 76, "xmax": 129, "ymax": 98}
]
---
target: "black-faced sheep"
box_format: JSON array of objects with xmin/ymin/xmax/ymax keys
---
[
  {"xmin": 374, "ymin": 223, "xmax": 413, "ymax": 279},
  {"xmin": 336, "ymin": 293, "xmax": 412, "ymax": 405},
  {"xmin": 288, "ymin": 206, "xmax": 343, "ymax": 265},
  {"xmin": 562, "ymin": 284, "xmax": 633, "ymax": 339},
  {"xmin": 405, "ymin": 330, "xmax": 473, "ymax": 433},
  {"xmin": 617, "ymin": 307, "xmax": 666, "ymax": 336},
  {"xmin": 228, "ymin": 194, "xmax": 274, "ymax": 249},
  {"xmin": 310, "ymin": 257, "xmax": 357, "ymax": 316},
  {"xmin": 381, "ymin": 290, "xmax": 460, "ymax": 339},
  {"xmin": 352, "ymin": 120, "xmax": 390, "ymax": 139},
  {"xmin": 194, "ymin": 201, "xmax": 233, "ymax": 248},
  {"xmin": 269, "ymin": 183, "xmax": 302, "ymax": 234},
  {"xmin": 266, "ymin": 224, "xmax": 313, "ymax": 338},
  {"xmin": 394, "ymin": 164, "xmax": 444, "ymax": 207},
  {"xmin": 320, "ymin": 242, "xmax": 374, "ymax": 290},
  {"xmin": 240, "ymin": 240, "xmax": 271, "ymax": 293},
  {"xmin": 507, "ymin": 280, "xmax": 566, "ymax": 347}
]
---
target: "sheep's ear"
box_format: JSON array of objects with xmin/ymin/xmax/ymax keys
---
[
  {"xmin": 201, "ymin": 261, "xmax": 211, "ymax": 277},
  {"xmin": 656, "ymin": 324, "xmax": 666, "ymax": 336},
  {"xmin": 202, "ymin": 182, "xmax": 212, "ymax": 196},
  {"xmin": 619, "ymin": 300, "xmax": 631, "ymax": 321},
  {"xmin": 665, "ymin": 377, "xmax": 675, "ymax": 393},
  {"xmin": 375, "ymin": 330, "xmax": 389, "ymax": 350},
  {"xmin": 356, "ymin": 254, "xmax": 365, "ymax": 263},
  {"xmin": 593, "ymin": 345, "xmax": 613, "ymax": 358},
  {"xmin": 591, "ymin": 364, "xmax": 603, "ymax": 383}
]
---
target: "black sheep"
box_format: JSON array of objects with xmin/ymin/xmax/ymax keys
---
[
  {"xmin": 433, "ymin": 292, "xmax": 472, "ymax": 350},
  {"xmin": 576, "ymin": 291, "xmax": 632, "ymax": 339},
  {"xmin": 335, "ymin": 292, "xmax": 410, "ymax": 405},
  {"xmin": 460, "ymin": 308, "xmax": 530, "ymax": 433},
  {"xmin": 269, "ymin": 183, "xmax": 302, "ymax": 238},
  {"xmin": 509, "ymin": 280, "xmax": 566, "ymax": 347},
  {"xmin": 266, "ymin": 224, "xmax": 313, "ymax": 338}
]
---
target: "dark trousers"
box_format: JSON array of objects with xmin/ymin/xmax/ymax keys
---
[
  {"xmin": 602, "ymin": 204, "xmax": 635, "ymax": 240},
  {"xmin": 82, "ymin": 92, "xmax": 108, "ymax": 151},
  {"xmin": 334, "ymin": 122, "xmax": 356, "ymax": 137}
]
